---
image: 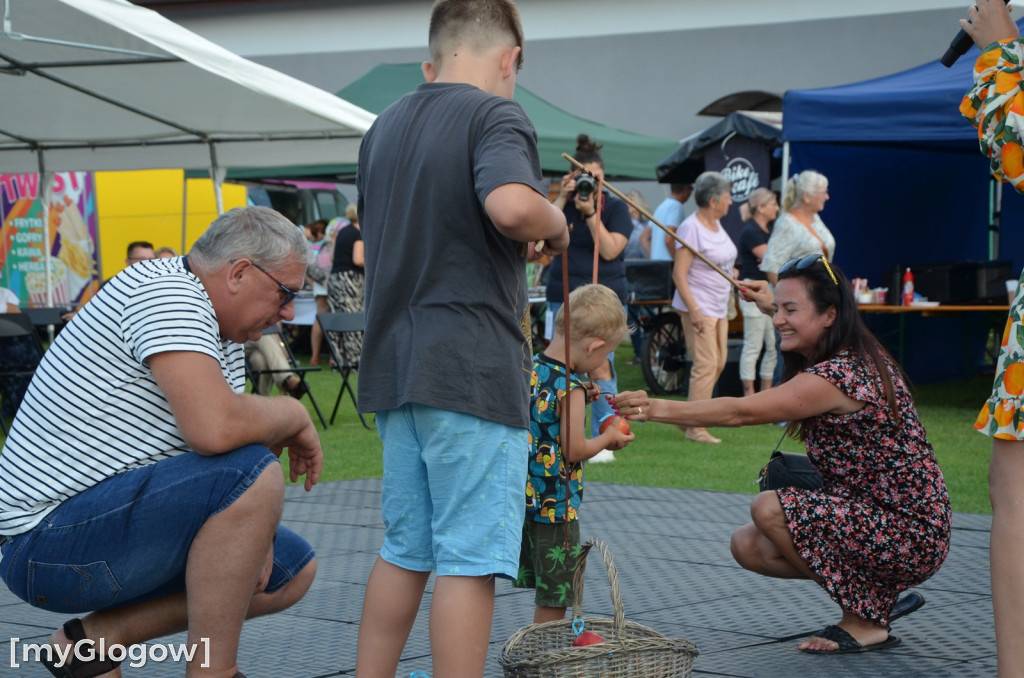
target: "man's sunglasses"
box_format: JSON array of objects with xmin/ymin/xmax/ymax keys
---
[{"xmin": 233, "ymin": 259, "xmax": 300, "ymax": 307}]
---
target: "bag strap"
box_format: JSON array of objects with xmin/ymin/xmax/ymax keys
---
[
  {"xmin": 773, "ymin": 429, "xmax": 788, "ymax": 452},
  {"xmin": 797, "ymin": 216, "xmax": 828, "ymax": 257}
]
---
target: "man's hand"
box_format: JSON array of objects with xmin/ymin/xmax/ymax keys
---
[{"xmin": 271, "ymin": 419, "xmax": 323, "ymax": 492}]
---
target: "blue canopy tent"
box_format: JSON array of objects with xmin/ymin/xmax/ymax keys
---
[
  {"xmin": 782, "ymin": 29, "xmax": 1024, "ymax": 382},
  {"xmin": 782, "ymin": 22, "xmax": 1024, "ymax": 285}
]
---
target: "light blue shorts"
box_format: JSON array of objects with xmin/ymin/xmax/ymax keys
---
[{"xmin": 376, "ymin": 404, "xmax": 528, "ymax": 579}]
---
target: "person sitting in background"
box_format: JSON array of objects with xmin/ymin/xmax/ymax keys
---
[
  {"xmin": 959, "ymin": 2, "xmax": 1024, "ymax": 674},
  {"xmin": 0, "ymin": 206, "xmax": 321, "ymax": 678},
  {"xmin": 670, "ymin": 171, "xmax": 737, "ymax": 444},
  {"xmin": 0, "ymin": 286, "xmax": 35, "ymax": 421},
  {"xmin": 155, "ymin": 246, "xmax": 178, "ymax": 258},
  {"xmin": 760, "ymin": 170, "xmax": 835, "ymax": 285},
  {"xmin": 737, "ymin": 187, "xmax": 780, "ymax": 396},
  {"xmin": 648, "ymin": 183, "xmax": 692, "ymax": 261},
  {"xmin": 244, "ymin": 326, "xmax": 307, "ymax": 398},
  {"xmin": 0, "ymin": 287, "xmax": 16, "ymax": 313},
  {"xmin": 613, "ymin": 256, "xmax": 949, "ymax": 654},
  {"xmin": 124, "ymin": 240, "xmax": 155, "ymax": 268}
]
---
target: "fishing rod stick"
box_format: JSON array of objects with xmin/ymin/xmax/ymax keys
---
[{"xmin": 560, "ymin": 153, "xmax": 740, "ymax": 289}]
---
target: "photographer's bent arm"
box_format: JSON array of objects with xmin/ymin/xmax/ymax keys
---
[
  {"xmin": 612, "ymin": 371, "xmax": 862, "ymax": 430},
  {"xmin": 149, "ymin": 350, "xmax": 323, "ymax": 490}
]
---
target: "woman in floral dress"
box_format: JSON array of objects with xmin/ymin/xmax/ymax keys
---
[
  {"xmin": 612, "ymin": 257, "xmax": 951, "ymax": 654},
  {"xmin": 960, "ymin": 2, "xmax": 1024, "ymax": 674}
]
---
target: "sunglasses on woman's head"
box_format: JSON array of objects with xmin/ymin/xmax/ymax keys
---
[{"xmin": 778, "ymin": 254, "xmax": 839, "ymax": 286}]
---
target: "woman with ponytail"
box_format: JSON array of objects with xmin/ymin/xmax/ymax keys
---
[{"xmin": 760, "ymin": 170, "xmax": 836, "ymax": 285}]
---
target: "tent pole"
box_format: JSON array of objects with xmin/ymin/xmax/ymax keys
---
[
  {"xmin": 781, "ymin": 141, "xmax": 790, "ymax": 193},
  {"xmin": 180, "ymin": 172, "xmax": 188, "ymax": 256},
  {"xmin": 990, "ymin": 177, "xmax": 1002, "ymax": 261},
  {"xmin": 37, "ymin": 150, "xmax": 53, "ymax": 310},
  {"xmin": 208, "ymin": 142, "xmax": 224, "ymax": 216}
]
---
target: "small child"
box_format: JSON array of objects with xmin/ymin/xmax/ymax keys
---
[{"xmin": 516, "ymin": 283, "xmax": 634, "ymax": 623}]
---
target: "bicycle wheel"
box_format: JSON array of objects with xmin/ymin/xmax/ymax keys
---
[{"xmin": 640, "ymin": 311, "xmax": 689, "ymax": 395}]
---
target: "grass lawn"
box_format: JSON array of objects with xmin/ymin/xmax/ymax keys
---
[
  {"xmin": 0, "ymin": 340, "xmax": 995, "ymax": 515},
  {"xmin": 263, "ymin": 339, "xmax": 996, "ymax": 516}
]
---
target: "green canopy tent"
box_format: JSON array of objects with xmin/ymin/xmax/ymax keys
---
[{"xmin": 211, "ymin": 63, "xmax": 679, "ymax": 182}]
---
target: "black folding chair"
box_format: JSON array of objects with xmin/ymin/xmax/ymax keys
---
[
  {"xmin": 316, "ymin": 311, "xmax": 371, "ymax": 429},
  {"xmin": 0, "ymin": 313, "xmax": 46, "ymax": 435},
  {"xmin": 22, "ymin": 306, "xmax": 69, "ymax": 328},
  {"xmin": 246, "ymin": 324, "xmax": 328, "ymax": 430}
]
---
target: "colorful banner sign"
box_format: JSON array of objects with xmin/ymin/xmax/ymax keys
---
[{"xmin": 0, "ymin": 172, "xmax": 100, "ymax": 308}]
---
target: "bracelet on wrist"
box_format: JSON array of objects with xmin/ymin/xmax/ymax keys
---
[{"xmin": 582, "ymin": 211, "xmax": 596, "ymax": 219}]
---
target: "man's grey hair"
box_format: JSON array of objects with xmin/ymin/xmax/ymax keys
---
[
  {"xmin": 692, "ymin": 171, "xmax": 732, "ymax": 208},
  {"xmin": 188, "ymin": 206, "xmax": 312, "ymax": 272}
]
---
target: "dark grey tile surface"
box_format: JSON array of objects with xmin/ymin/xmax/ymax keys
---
[{"xmin": 0, "ymin": 479, "xmax": 993, "ymax": 677}]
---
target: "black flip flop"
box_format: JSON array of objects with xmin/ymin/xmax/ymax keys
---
[
  {"xmin": 889, "ymin": 591, "xmax": 926, "ymax": 623},
  {"xmin": 801, "ymin": 624, "xmax": 902, "ymax": 655},
  {"xmin": 41, "ymin": 618, "xmax": 122, "ymax": 678}
]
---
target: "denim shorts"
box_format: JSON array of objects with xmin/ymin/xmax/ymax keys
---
[
  {"xmin": 0, "ymin": 445, "xmax": 314, "ymax": 614},
  {"xmin": 376, "ymin": 404, "xmax": 528, "ymax": 579}
]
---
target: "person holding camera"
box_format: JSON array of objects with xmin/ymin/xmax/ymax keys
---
[{"xmin": 545, "ymin": 134, "xmax": 633, "ymax": 460}]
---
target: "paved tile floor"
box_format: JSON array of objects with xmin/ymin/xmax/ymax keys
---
[{"xmin": 0, "ymin": 478, "xmax": 994, "ymax": 677}]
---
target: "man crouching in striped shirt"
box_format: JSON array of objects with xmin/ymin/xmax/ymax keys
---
[{"xmin": 0, "ymin": 206, "xmax": 322, "ymax": 678}]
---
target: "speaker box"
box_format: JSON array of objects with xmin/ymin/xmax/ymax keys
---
[{"xmin": 625, "ymin": 260, "xmax": 674, "ymax": 301}]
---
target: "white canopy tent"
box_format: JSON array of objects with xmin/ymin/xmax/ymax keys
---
[
  {"xmin": 0, "ymin": 0, "xmax": 375, "ymax": 305},
  {"xmin": 0, "ymin": 0, "xmax": 375, "ymax": 178}
]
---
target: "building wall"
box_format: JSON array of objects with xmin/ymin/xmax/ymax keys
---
[{"xmin": 153, "ymin": 0, "xmax": 970, "ymax": 143}]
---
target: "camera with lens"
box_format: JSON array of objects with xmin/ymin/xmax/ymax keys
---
[{"xmin": 575, "ymin": 174, "xmax": 597, "ymax": 201}]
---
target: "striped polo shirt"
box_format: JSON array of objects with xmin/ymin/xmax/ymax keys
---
[{"xmin": 0, "ymin": 257, "xmax": 245, "ymax": 535}]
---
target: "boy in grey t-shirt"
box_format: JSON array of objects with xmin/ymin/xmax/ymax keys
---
[{"xmin": 353, "ymin": 1, "xmax": 569, "ymax": 675}]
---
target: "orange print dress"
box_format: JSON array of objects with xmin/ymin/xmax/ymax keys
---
[{"xmin": 963, "ymin": 38, "xmax": 1024, "ymax": 440}]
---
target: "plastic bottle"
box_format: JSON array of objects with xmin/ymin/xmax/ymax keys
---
[{"xmin": 902, "ymin": 267, "xmax": 915, "ymax": 306}]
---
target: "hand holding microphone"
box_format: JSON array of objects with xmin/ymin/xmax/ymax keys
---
[{"xmin": 943, "ymin": 0, "xmax": 1015, "ymax": 67}]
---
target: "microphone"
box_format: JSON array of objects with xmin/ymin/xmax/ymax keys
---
[{"xmin": 941, "ymin": 0, "xmax": 1012, "ymax": 68}]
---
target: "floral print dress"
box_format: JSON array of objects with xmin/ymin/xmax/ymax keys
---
[
  {"xmin": 962, "ymin": 38, "xmax": 1024, "ymax": 439},
  {"xmin": 776, "ymin": 350, "xmax": 952, "ymax": 626}
]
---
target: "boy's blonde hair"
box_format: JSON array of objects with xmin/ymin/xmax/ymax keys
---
[
  {"xmin": 553, "ymin": 284, "xmax": 629, "ymax": 343},
  {"xmin": 428, "ymin": 0, "xmax": 525, "ymax": 72}
]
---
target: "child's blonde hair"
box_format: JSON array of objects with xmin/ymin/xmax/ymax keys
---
[{"xmin": 553, "ymin": 284, "xmax": 629, "ymax": 343}]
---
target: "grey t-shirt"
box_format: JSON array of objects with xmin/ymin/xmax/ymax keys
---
[{"xmin": 355, "ymin": 82, "xmax": 548, "ymax": 429}]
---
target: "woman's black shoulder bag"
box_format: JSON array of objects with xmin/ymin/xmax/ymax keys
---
[{"xmin": 757, "ymin": 430, "xmax": 823, "ymax": 491}]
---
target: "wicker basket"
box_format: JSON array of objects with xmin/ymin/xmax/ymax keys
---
[{"xmin": 500, "ymin": 539, "xmax": 699, "ymax": 677}]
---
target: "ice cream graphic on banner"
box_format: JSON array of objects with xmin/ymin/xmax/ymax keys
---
[{"xmin": 0, "ymin": 172, "xmax": 99, "ymax": 307}]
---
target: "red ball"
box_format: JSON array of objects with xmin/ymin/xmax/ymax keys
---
[
  {"xmin": 598, "ymin": 415, "xmax": 631, "ymax": 435},
  {"xmin": 572, "ymin": 630, "xmax": 606, "ymax": 647}
]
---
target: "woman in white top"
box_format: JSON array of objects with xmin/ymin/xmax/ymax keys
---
[
  {"xmin": 0, "ymin": 287, "xmax": 28, "ymax": 419},
  {"xmin": 1, "ymin": 286, "xmax": 18, "ymax": 313},
  {"xmin": 760, "ymin": 170, "xmax": 836, "ymax": 285}
]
